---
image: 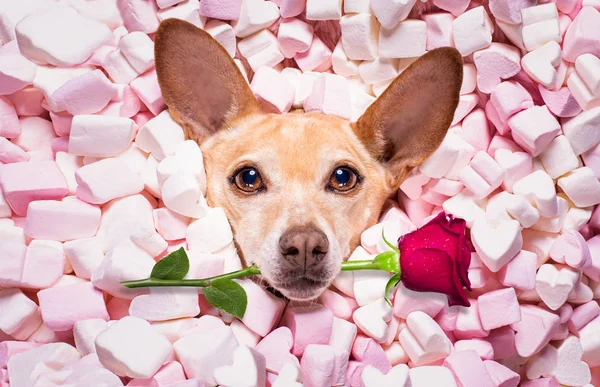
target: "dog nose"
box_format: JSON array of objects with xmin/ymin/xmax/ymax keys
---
[{"xmin": 279, "ymin": 224, "xmax": 329, "ymax": 268}]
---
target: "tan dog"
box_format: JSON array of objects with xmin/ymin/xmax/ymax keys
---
[{"xmin": 155, "ymin": 19, "xmax": 463, "ymax": 301}]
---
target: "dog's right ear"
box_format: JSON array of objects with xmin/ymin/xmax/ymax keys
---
[{"xmin": 155, "ymin": 19, "xmax": 260, "ymax": 143}]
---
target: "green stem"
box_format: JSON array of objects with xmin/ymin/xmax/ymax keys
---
[{"xmin": 121, "ymin": 258, "xmax": 395, "ymax": 289}]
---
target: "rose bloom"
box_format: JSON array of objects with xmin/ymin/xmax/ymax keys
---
[{"xmin": 398, "ymin": 211, "xmax": 472, "ymax": 307}]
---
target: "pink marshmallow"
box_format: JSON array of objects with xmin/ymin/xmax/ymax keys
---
[
  {"xmin": 562, "ymin": 6, "xmax": 600, "ymax": 63},
  {"xmin": 0, "ymin": 49, "xmax": 35, "ymax": 95},
  {"xmin": 444, "ymin": 350, "xmax": 495, "ymax": 387},
  {"xmin": 432, "ymin": 0, "xmax": 469, "ymax": 16},
  {"xmin": 300, "ymin": 344, "xmax": 335, "ymax": 387},
  {"xmin": 569, "ymin": 301, "xmax": 600, "ymax": 333},
  {"xmin": 454, "ymin": 339, "xmax": 494, "ymax": 360},
  {"xmin": 485, "ymin": 101, "xmax": 510, "ymax": 136},
  {"xmin": 38, "ymin": 281, "xmax": 109, "ymax": 331},
  {"xmin": 255, "ymin": 327, "xmax": 298, "ymax": 374},
  {"xmin": 483, "ymin": 360, "xmax": 521, "ymax": 387},
  {"xmin": 130, "ymin": 69, "xmax": 166, "ymax": 116},
  {"xmin": 5, "ymin": 88, "xmax": 45, "ymax": 117},
  {"xmin": 459, "ymin": 151, "xmax": 505, "ymax": 199},
  {"xmin": 490, "ymin": 81, "xmax": 534, "ymax": 123},
  {"xmin": 455, "ymin": 299, "xmax": 490, "ymax": 339},
  {"xmin": 0, "ymin": 137, "xmax": 29, "ymax": 164},
  {"xmin": 294, "ymin": 36, "xmax": 332, "ymax": 72},
  {"xmin": 238, "ymin": 279, "xmax": 286, "ymax": 337},
  {"xmin": 461, "ymin": 108, "xmax": 491, "ymax": 152},
  {"xmin": 280, "ymin": 304, "xmax": 333, "ymax": 356},
  {"xmin": 508, "ymin": 105, "xmax": 561, "ymax": 157},
  {"xmin": 550, "ymin": 229, "xmax": 592, "ymax": 270},
  {"xmin": 278, "ymin": 18, "xmax": 313, "ymax": 58},
  {"xmin": 497, "ymin": 249, "xmax": 537, "ymax": 290},
  {"xmin": 393, "ymin": 282, "xmax": 446, "ymax": 319},
  {"xmin": 352, "ymin": 335, "xmax": 392, "ymax": 373},
  {"xmin": 494, "ymin": 149, "xmax": 533, "ymax": 193},
  {"xmin": 0, "ymin": 96, "xmax": 20, "ymax": 138},
  {"xmin": 304, "ymin": 73, "xmax": 351, "ymax": 119},
  {"xmin": 0, "ymin": 288, "xmax": 42, "ymax": 340},
  {"xmin": 512, "ymin": 305, "xmax": 560, "ymax": 357},
  {"xmin": 478, "ymin": 288, "xmax": 522, "ymax": 330},
  {"xmin": 128, "ymin": 361, "xmax": 186, "ymax": 386},
  {"xmin": 424, "ymin": 13, "xmax": 455, "ymax": 51},
  {"xmin": 484, "ymin": 326, "xmax": 516, "ymax": 360},
  {"xmin": 13, "ymin": 116, "xmax": 56, "ymax": 152},
  {"xmin": 117, "ymin": 0, "xmax": 160, "ymax": 33},
  {"xmin": 280, "ymin": 0, "xmax": 306, "ymax": 18},
  {"xmin": 379, "ymin": 20, "xmax": 427, "ymax": 59},
  {"xmin": 539, "ymin": 86, "xmax": 582, "ymax": 118},
  {"xmin": 199, "ymin": 0, "xmax": 242, "ymax": 20},
  {"xmin": 0, "ymin": 161, "xmax": 68, "ymax": 216},
  {"xmin": 51, "ymin": 70, "xmax": 118, "ymax": 115},
  {"xmin": 251, "ymin": 66, "xmax": 295, "ymax": 114},
  {"xmin": 152, "ymin": 207, "xmax": 190, "ymax": 241},
  {"xmin": 520, "ymin": 378, "xmax": 560, "ymax": 387},
  {"xmin": 473, "ymin": 43, "xmax": 522, "ymax": 94},
  {"xmin": 319, "ymin": 289, "xmax": 354, "ymax": 320},
  {"xmin": 75, "ymin": 158, "xmax": 144, "ymax": 204},
  {"xmin": 0, "ymin": 341, "xmax": 43, "ymax": 368}
]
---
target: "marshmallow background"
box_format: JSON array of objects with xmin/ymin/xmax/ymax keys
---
[{"xmin": 1, "ymin": 0, "xmax": 600, "ymax": 386}]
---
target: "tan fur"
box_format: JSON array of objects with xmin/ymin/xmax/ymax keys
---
[{"xmin": 155, "ymin": 19, "xmax": 463, "ymax": 300}]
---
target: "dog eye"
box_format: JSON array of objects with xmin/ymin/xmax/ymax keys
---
[
  {"xmin": 328, "ymin": 167, "xmax": 359, "ymax": 192},
  {"xmin": 233, "ymin": 167, "xmax": 264, "ymax": 193}
]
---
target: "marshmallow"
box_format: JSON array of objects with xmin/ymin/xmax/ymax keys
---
[
  {"xmin": 0, "ymin": 47, "xmax": 36, "ymax": 95},
  {"xmin": 75, "ymin": 158, "xmax": 144, "ymax": 204},
  {"xmin": 299, "ymin": 344, "xmax": 337, "ymax": 387},
  {"xmin": 340, "ymin": 14, "xmax": 379, "ymax": 61},
  {"xmin": 379, "ymin": 20, "xmax": 427, "ymax": 59},
  {"xmin": 370, "ymin": 0, "xmax": 416, "ymax": 29},
  {"xmin": 237, "ymin": 279, "xmax": 286, "ymax": 337},
  {"xmin": 444, "ymin": 350, "xmax": 495, "ymax": 387},
  {"xmin": 214, "ymin": 345, "xmax": 267, "ymax": 387},
  {"xmin": 352, "ymin": 335, "xmax": 391, "ymax": 373},
  {"xmin": 73, "ymin": 319, "xmax": 109, "ymax": 356},
  {"xmin": 473, "ymin": 43, "xmax": 521, "ymax": 94},
  {"xmin": 513, "ymin": 170, "xmax": 559, "ymax": 218},
  {"xmin": 539, "ymin": 135, "xmax": 579, "ymax": 179},
  {"xmin": 452, "ymin": 6, "xmax": 494, "ymax": 56},
  {"xmin": 489, "ymin": 0, "xmax": 536, "ymax": 24},
  {"xmin": 255, "ymin": 327, "xmax": 298, "ymax": 373},
  {"xmin": 156, "ymin": 140, "xmax": 206, "ymax": 193},
  {"xmin": 550, "ymin": 229, "xmax": 592, "ymax": 270},
  {"xmin": 251, "ymin": 66, "xmax": 295, "ymax": 114},
  {"xmin": 455, "ymin": 299, "xmax": 490, "ymax": 339},
  {"xmin": 496, "ymin": 249, "xmax": 537, "ymax": 291},
  {"xmin": 452, "ymin": 93, "xmax": 479, "ymax": 126},
  {"xmin": 568, "ymin": 71, "xmax": 600, "ymax": 111},
  {"xmin": 69, "ymin": 115, "xmax": 135, "ymax": 157},
  {"xmin": 232, "ymin": 0, "xmax": 278, "ymax": 38},
  {"xmin": 51, "ymin": 70, "xmax": 118, "ymax": 115},
  {"xmin": 7, "ymin": 343, "xmax": 81, "ymax": 387},
  {"xmin": 199, "ymin": 0, "xmax": 242, "ymax": 20},
  {"xmin": 399, "ymin": 311, "xmax": 452, "ymax": 366},
  {"xmin": 420, "ymin": 131, "xmax": 476, "ymax": 180},
  {"xmin": 490, "ymin": 81, "xmax": 534, "ymax": 122},
  {"xmin": 304, "ymin": 73, "xmax": 352, "ymax": 119},
  {"xmin": 281, "ymin": 304, "xmax": 333, "ymax": 356},
  {"xmin": 15, "ymin": 6, "xmax": 112, "ymax": 66},
  {"xmin": 536, "ymin": 264, "xmax": 580, "ymax": 311},
  {"xmin": 539, "ymin": 86, "xmax": 582, "ymax": 118},
  {"xmin": 174, "ymin": 324, "xmax": 238, "ymax": 384},
  {"xmin": 135, "ymin": 110, "xmax": 185, "ymax": 161},
  {"xmin": 562, "ymin": 106, "xmax": 600, "ymax": 155},
  {"xmin": 118, "ymin": 32, "xmax": 154, "ymax": 73},
  {"xmin": 361, "ymin": 364, "xmax": 410, "ymax": 387},
  {"xmin": 459, "ymin": 151, "xmax": 505, "ymax": 199},
  {"xmin": 162, "ymin": 171, "xmax": 209, "ymax": 219},
  {"xmin": 0, "ymin": 288, "xmax": 42, "ymax": 340},
  {"xmin": 508, "ymin": 105, "xmax": 561, "ymax": 157},
  {"xmin": 353, "ymin": 298, "xmax": 392, "ymax": 343},
  {"xmin": 562, "ymin": 6, "xmax": 600, "ymax": 62},
  {"xmin": 409, "ymin": 365, "xmax": 457, "ymax": 387},
  {"xmin": 130, "ymin": 69, "xmax": 166, "ymax": 115},
  {"xmin": 118, "ymin": 0, "xmax": 160, "ymax": 33},
  {"xmin": 558, "ymin": 167, "xmax": 600, "ymax": 207},
  {"xmin": 294, "ymin": 36, "xmax": 332, "ymax": 72},
  {"xmin": 13, "ymin": 116, "xmax": 55, "ymax": 152},
  {"xmin": 521, "ymin": 3, "xmax": 561, "ymax": 51},
  {"xmin": 156, "ymin": 1, "xmax": 205, "ymax": 28},
  {"xmin": 0, "ymin": 161, "xmax": 68, "ymax": 216},
  {"xmin": 203, "ymin": 20, "xmax": 236, "ymax": 58},
  {"xmin": 278, "ymin": 18, "xmax": 314, "ymax": 59},
  {"xmin": 471, "ymin": 218, "xmax": 523, "ymax": 272},
  {"xmin": 329, "ymin": 316, "xmax": 358, "ymax": 354},
  {"xmin": 280, "ymin": 0, "xmax": 305, "ymax": 17},
  {"xmin": 576, "ymin": 53, "xmax": 600, "ymax": 96},
  {"xmin": 0, "ymin": 96, "xmax": 20, "ymax": 138},
  {"xmin": 454, "ymin": 339, "xmax": 494, "ymax": 360},
  {"xmin": 101, "ymin": 49, "xmax": 141, "ymax": 84},
  {"xmin": 522, "ymin": 41, "xmax": 562, "ymax": 89},
  {"xmin": 478, "ymin": 288, "xmax": 522, "ymax": 330},
  {"xmin": 433, "ymin": 0, "xmax": 469, "ymax": 16},
  {"xmin": 305, "ymin": 0, "xmax": 342, "ymax": 20},
  {"xmin": 96, "ymin": 316, "xmax": 172, "ymax": 378},
  {"xmin": 129, "ymin": 287, "xmax": 199, "ymax": 322},
  {"xmin": 423, "ymin": 13, "xmax": 455, "ymax": 51},
  {"xmin": 186, "ymin": 207, "xmax": 233, "ymax": 252}
]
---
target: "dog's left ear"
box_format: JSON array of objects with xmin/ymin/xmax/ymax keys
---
[{"xmin": 353, "ymin": 47, "xmax": 463, "ymax": 188}]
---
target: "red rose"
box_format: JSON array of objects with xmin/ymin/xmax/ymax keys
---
[{"xmin": 398, "ymin": 211, "xmax": 472, "ymax": 307}]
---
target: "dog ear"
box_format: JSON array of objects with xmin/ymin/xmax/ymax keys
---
[
  {"xmin": 353, "ymin": 47, "xmax": 463, "ymax": 188},
  {"xmin": 155, "ymin": 19, "xmax": 260, "ymax": 143}
]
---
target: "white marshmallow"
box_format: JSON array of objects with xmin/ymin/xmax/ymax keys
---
[
  {"xmin": 213, "ymin": 345, "xmax": 267, "ymax": 387},
  {"xmin": 536, "ymin": 264, "xmax": 580, "ymax": 310},
  {"xmin": 521, "ymin": 3, "xmax": 561, "ymax": 51},
  {"xmin": 398, "ymin": 311, "xmax": 452, "ymax": 366},
  {"xmin": 576, "ymin": 53, "xmax": 600, "ymax": 96},
  {"xmin": 539, "ymin": 135, "xmax": 579, "ymax": 178},
  {"xmin": 471, "ymin": 218, "xmax": 523, "ymax": 272},
  {"xmin": 204, "ymin": 20, "xmax": 237, "ymax": 58},
  {"xmin": 370, "ymin": 0, "xmax": 417, "ymax": 29},
  {"xmin": 73, "ymin": 318, "xmax": 109, "ymax": 356},
  {"xmin": 452, "ymin": 6, "xmax": 494, "ymax": 56},
  {"xmin": 340, "ymin": 14, "xmax": 379, "ymax": 61},
  {"xmin": 379, "ymin": 20, "xmax": 427, "ymax": 59},
  {"xmin": 118, "ymin": 32, "xmax": 154, "ymax": 73},
  {"xmin": 135, "ymin": 110, "xmax": 185, "ymax": 161},
  {"xmin": 353, "ymin": 298, "xmax": 393, "ymax": 343},
  {"xmin": 186, "ymin": 207, "xmax": 233, "ymax": 253},
  {"xmin": 558, "ymin": 167, "xmax": 600, "ymax": 207},
  {"xmin": 69, "ymin": 115, "xmax": 136, "ymax": 158},
  {"xmin": 513, "ymin": 170, "xmax": 559, "ymax": 218},
  {"xmin": 129, "ymin": 287, "xmax": 200, "ymax": 322},
  {"xmin": 305, "ymin": 0, "xmax": 343, "ymax": 20},
  {"xmin": 562, "ymin": 106, "xmax": 600, "ymax": 155}
]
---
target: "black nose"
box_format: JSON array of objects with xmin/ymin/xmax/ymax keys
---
[{"xmin": 279, "ymin": 224, "xmax": 329, "ymax": 268}]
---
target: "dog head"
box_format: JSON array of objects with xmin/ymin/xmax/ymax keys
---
[{"xmin": 155, "ymin": 20, "xmax": 463, "ymax": 300}]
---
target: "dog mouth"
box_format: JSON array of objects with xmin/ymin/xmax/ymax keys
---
[{"xmin": 270, "ymin": 275, "xmax": 331, "ymax": 300}]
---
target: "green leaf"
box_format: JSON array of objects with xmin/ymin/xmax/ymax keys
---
[
  {"xmin": 381, "ymin": 228, "xmax": 399, "ymax": 252},
  {"xmin": 150, "ymin": 247, "xmax": 190, "ymax": 280},
  {"xmin": 203, "ymin": 279, "xmax": 248, "ymax": 319},
  {"xmin": 384, "ymin": 273, "xmax": 401, "ymax": 307}
]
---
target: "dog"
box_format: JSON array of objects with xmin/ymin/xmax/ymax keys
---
[{"xmin": 154, "ymin": 19, "xmax": 463, "ymax": 301}]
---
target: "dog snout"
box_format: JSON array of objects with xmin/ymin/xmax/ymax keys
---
[{"xmin": 279, "ymin": 224, "xmax": 329, "ymax": 268}]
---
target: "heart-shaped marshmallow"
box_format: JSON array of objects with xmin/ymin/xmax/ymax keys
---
[
  {"xmin": 511, "ymin": 305, "xmax": 560, "ymax": 357},
  {"xmin": 526, "ymin": 344, "xmax": 557, "ymax": 380},
  {"xmin": 231, "ymin": 0, "xmax": 279, "ymax": 38},
  {"xmin": 473, "ymin": 43, "xmax": 521, "ymax": 93},
  {"xmin": 554, "ymin": 336, "xmax": 592, "ymax": 386},
  {"xmin": 361, "ymin": 364, "xmax": 410, "ymax": 387},
  {"xmin": 213, "ymin": 345, "xmax": 267, "ymax": 387},
  {"xmin": 522, "ymin": 41, "xmax": 562, "ymax": 88},
  {"xmin": 271, "ymin": 363, "xmax": 302, "ymax": 387},
  {"xmin": 550, "ymin": 229, "xmax": 592, "ymax": 270},
  {"xmin": 471, "ymin": 218, "xmax": 523, "ymax": 272},
  {"xmin": 536, "ymin": 264, "xmax": 580, "ymax": 310},
  {"xmin": 353, "ymin": 298, "xmax": 393, "ymax": 343},
  {"xmin": 254, "ymin": 328, "xmax": 298, "ymax": 374}
]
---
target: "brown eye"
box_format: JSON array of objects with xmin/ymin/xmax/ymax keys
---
[
  {"xmin": 234, "ymin": 167, "xmax": 264, "ymax": 193},
  {"xmin": 328, "ymin": 167, "xmax": 359, "ymax": 192}
]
